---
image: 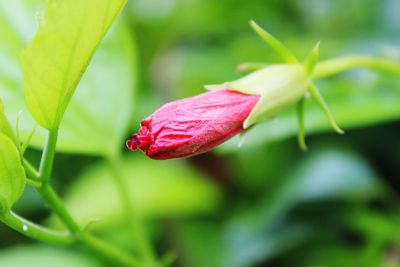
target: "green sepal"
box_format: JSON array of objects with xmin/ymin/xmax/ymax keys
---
[
  {"xmin": 250, "ymin": 20, "xmax": 298, "ymax": 64},
  {"xmin": 304, "ymin": 41, "xmax": 320, "ymax": 75},
  {"xmin": 0, "ymin": 133, "xmax": 26, "ymax": 214},
  {"xmin": 206, "ymin": 64, "xmax": 310, "ymax": 128},
  {"xmin": 206, "ymin": 21, "xmax": 344, "ymax": 147}
]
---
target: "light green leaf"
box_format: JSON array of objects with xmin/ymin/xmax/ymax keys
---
[
  {"xmin": 0, "ymin": 245, "xmax": 102, "ymax": 267},
  {"xmin": 0, "ymin": 1, "xmax": 39, "ymax": 140},
  {"xmin": 0, "ymin": 99, "xmax": 17, "ymax": 145},
  {"xmin": 55, "ymin": 20, "xmax": 136, "ymax": 156},
  {"xmin": 0, "ymin": 133, "xmax": 26, "ymax": 214},
  {"xmin": 50, "ymin": 156, "xmax": 222, "ymax": 229},
  {"xmin": 0, "ymin": 2, "xmax": 136, "ymax": 156},
  {"xmin": 21, "ymin": 0, "xmax": 127, "ymax": 130}
]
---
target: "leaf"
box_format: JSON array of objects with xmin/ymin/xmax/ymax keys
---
[
  {"xmin": 0, "ymin": 99, "xmax": 17, "ymax": 145},
  {"xmin": 0, "ymin": 245, "xmax": 102, "ymax": 267},
  {"xmin": 0, "ymin": 133, "xmax": 26, "ymax": 214},
  {"xmin": 49, "ymin": 156, "xmax": 222, "ymax": 229},
  {"xmin": 0, "ymin": 1, "xmax": 38, "ymax": 142},
  {"xmin": 54, "ymin": 20, "xmax": 136, "ymax": 156},
  {"xmin": 0, "ymin": 2, "xmax": 136, "ymax": 156},
  {"xmin": 21, "ymin": 0, "xmax": 127, "ymax": 130}
]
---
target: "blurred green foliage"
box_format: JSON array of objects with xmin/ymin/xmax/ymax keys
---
[
  {"xmin": 0, "ymin": 0, "xmax": 399, "ymax": 267},
  {"xmin": 49, "ymin": 156, "xmax": 222, "ymax": 230}
]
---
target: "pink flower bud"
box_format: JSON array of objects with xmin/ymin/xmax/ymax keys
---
[{"xmin": 126, "ymin": 88, "xmax": 259, "ymax": 159}]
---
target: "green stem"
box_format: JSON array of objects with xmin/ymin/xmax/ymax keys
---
[
  {"xmin": 39, "ymin": 184, "xmax": 81, "ymax": 233},
  {"xmin": 26, "ymin": 177, "xmax": 41, "ymax": 189},
  {"xmin": 23, "ymin": 159, "xmax": 40, "ymax": 180},
  {"xmin": 107, "ymin": 154, "xmax": 157, "ymax": 266},
  {"xmin": 39, "ymin": 129, "xmax": 58, "ymax": 185},
  {"xmin": 1, "ymin": 208, "xmax": 139, "ymax": 267},
  {"xmin": 297, "ymin": 98, "xmax": 307, "ymax": 151},
  {"xmin": 30, "ymin": 129, "xmax": 141, "ymax": 266},
  {"xmin": 37, "ymin": 129, "xmax": 80, "ymax": 232},
  {"xmin": 80, "ymin": 233, "xmax": 141, "ymax": 267},
  {"xmin": 313, "ymin": 56, "xmax": 400, "ymax": 79},
  {"xmin": 37, "ymin": 184, "xmax": 140, "ymax": 266},
  {"xmin": 0, "ymin": 210, "xmax": 72, "ymax": 245},
  {"xmin": 236, "ymin": 56, "xmax": 400, "ymax": 78}
]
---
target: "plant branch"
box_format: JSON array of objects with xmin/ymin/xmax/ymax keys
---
[
  {"xmin": 80, "ymin": 232, "xmax": 142, "ymax": 267},
  {"xmin": 236, "ymin": 56, "xmax": 400, "ymax": 78},
  {"xmin": 39, "ymin": 184, "xmax": 81, "ymax": 233},
  {"xmin": 313, "ymin": 56, "xmax": 400, "ymax": 79},
  {"xmin": 26, "ymin": 177, "xmax": 41, "ymax": 189},
  {"xmin": 39, "ymin": 129, "xmax": 58, "ymax": 185},
  {"xmin": 37, "ymin": 183, "xmax": 141, "ymax": 267},
  {"xmin": 0, "ymin": 210, "xmax": 72, "ymax": 245},
  {"xmin": 23, "ymin": 159, "xmax": 40, "ymax": 180},
  {"xmin": 28, "ymin": 129, "xmax": 142, "ymax": 266}
]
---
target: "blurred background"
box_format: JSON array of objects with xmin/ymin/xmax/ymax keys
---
[{"xmin": 0, "ymin": 0, "xmax": 400, "ymax": 266}]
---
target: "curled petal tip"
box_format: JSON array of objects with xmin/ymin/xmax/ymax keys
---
[{"xmin": 126, "ymin": 137, "xmax": 139, "ymax": 151}]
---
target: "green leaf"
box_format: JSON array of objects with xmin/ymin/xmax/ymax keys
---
[
  {"xmin": 55, "ymin": 20, "xmax": 136, "ymax": 156},
  {"xmin": 0, "ymin": 99, "xmax": 17, "ymax": 145},
  {"xmin": 49, "ymin": 156, "xmax": 222, "ymax": 229},
  {"xmin": 0, "ymin": 2, "xmax": 136, "ymax": 156},
  {"xmin": 0, "ymin": 133, "xmax": 26, "ymax": 214},
  {"xmin": 0, "ymin": 1, "xmax": 38, "ymax": 144},
  {"xmin": 21, "ymin": 0, "xmax": 127, "ymax": 130},
  {"xmin": 0, "ymin": 245, "xmax": 102, "ymax": 267}
]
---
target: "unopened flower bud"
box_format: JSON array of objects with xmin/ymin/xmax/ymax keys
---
[{"xmin": 126, "ymin": 89, "xmax": 259, "ymax": 159}]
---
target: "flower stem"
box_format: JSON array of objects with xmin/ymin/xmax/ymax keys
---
[
  {"xmin": 236, "ymin": 56, "xmax": 400, "ymax": 78},
  {"xmin": 39, "ymin": 129, "xmax": 58, "ymax": 185},
  {"xmin": 39, "ymin": 184, "xmax": 81, "ymax": 233},
  {"xmin": 313, "ymin": 56, "xmax": 400, "ymax": 79},
  {"xmin": 79, "ymin": 233, "xmax": 141, "ymax": 267},
  {"xmin": 23, "ymin": 159, "xmax": 40, "ymax": 180},
  {"xmin": 0, "ymin": 210, "xmax": 72, "ymax": 245},
  {"xmin": 26, "ymin": 129, "xmax": 142, "ymax": 266},
  {"xmin": 1, "ymin": 207, "xmax": 140, "ymax": 266},
  {"xmin": 34, "ymin": 183, "xmax": 141, "ymax": 266},
  {"xmin": 26, "ymin": 177, "xmax": 41, "ymax": 189}
]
